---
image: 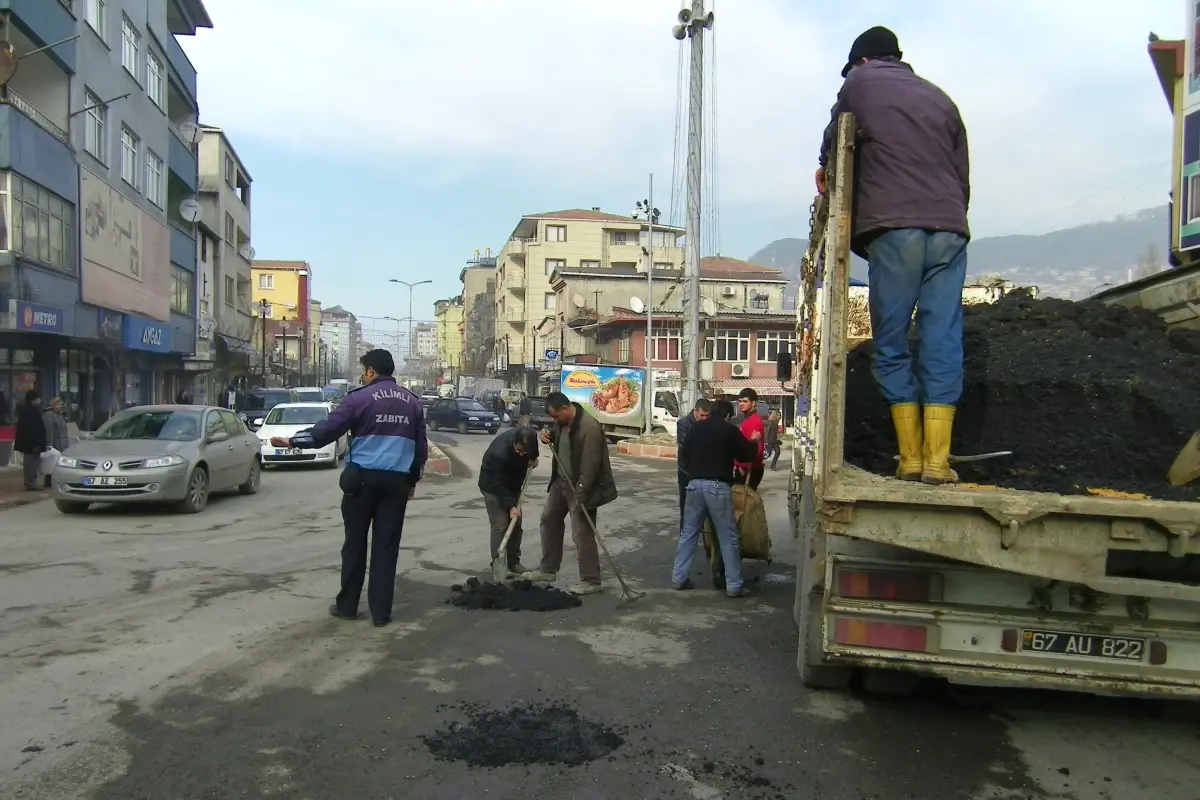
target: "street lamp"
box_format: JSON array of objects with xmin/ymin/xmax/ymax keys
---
[{"xmin": 388, "ymin": 278, "xmax": 433, "ymax": 361}]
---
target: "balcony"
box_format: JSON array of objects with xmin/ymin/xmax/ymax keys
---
[
  {"xmin": 5, "ymin": 90, "xmax": 66, "ymax": 144},
  {"xmin": 504, "ymin": 264, "xmax": 525, "ymax": 293},
  {"xmin": 507, "ymin": 236, "xmax": 536, "ymax": 260},
  {"xmin": 168, "ymin": 129, "xmax": 198, "ymax": 190},
  {"xmin": 504, "ymin": 308, "xmax": 526, "ymax": 324},
  {"xmin": 0, "ymin": 0, "xmax": 77, "ymax": 73},
  {"xmin": 170, "ymin": 223, "xmax": 196, "ymax": 270},
  {"xmin": 0, "ymin": 104, "xmax": 75, "ymax": 202},
  {"xmin": 161, "ymin": 28, "xmax": 198, "ymax": 107}
]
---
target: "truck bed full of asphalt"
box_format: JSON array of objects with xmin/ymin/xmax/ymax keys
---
[{"xmin": 844, "ymin": 292, "xmax": 1200, "ymax": 500}]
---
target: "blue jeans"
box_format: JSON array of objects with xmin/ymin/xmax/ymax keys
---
[
  {"xmin": 672, "ymin": 479, "xmax": 743, "ymax": 594},
  {"xmin": 866, "ymin": 229, "xmax": 968, "ymax": 406}
]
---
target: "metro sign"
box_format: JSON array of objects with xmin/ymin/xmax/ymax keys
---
[{"xmin": 24, "ymin": 307, "xmax": 58, "ymax": 329}]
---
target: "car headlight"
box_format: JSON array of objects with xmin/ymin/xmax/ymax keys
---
[
  {"xmin": 468, "ymin": 416, "xmax": 479, "ymax": 421},
  {"xmin": 141, "ymin": 455, "xmax": 185, "ymax": 469},
  {"xmin": 56, "ymin": 455, "xmax": 78, "ymax": 468}
]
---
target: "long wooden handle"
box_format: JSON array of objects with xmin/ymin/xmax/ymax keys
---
[{"xmin": 496, "ymin": 466, "xmax": 533, "ymax": 553}]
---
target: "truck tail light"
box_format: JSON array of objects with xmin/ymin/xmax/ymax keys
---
[
  {"xmin": 834, "ymin": 619, "xmax": 929, "ymax": 653},
  {"xmin": 836, "ymin": 568, "xmax": 939, "ymax": 602}
]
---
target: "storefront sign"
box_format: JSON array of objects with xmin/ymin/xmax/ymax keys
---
[
  {"xmin": 122, "ymin": 314, "xmax": 172, "ymax": 354},
  {"xmin": 98, "ymin": 310, "xmax": 123, "ymax": 342},
  {"xmin": 12, "ymin": 300, "xmax": 64, "ymax": 333}
]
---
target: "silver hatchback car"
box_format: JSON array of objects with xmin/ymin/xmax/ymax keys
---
[{"xmin": 52, "ymin": 405, "xmax": 262, "ymax": 514}]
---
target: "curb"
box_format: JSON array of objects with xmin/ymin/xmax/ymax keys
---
[
  {"xmin": 425, "ymin": 443, "xmax": 452, "ymax": 477},
  {"xmin": 616, "ymin": 441, "xmax": 678, "ymax": 460}
]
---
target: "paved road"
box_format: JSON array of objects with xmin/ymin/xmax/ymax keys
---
[{"xmin": 1, "ymin": 432, "xmax": 1198, "ymax": 799}]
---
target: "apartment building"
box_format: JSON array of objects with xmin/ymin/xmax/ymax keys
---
[
  {"xmin": 433, "ymin": 296, "xmax": 465, "ymax": 375},
  {"xmin": 493, "ymin": 209, "xmax": 684, "ymax": 368},
  {"xmin": 459, "ymin": 250, "xmax": 496, "ymax": 373},
  {"xmin": 412, "ymin": 322, "xmax": 437, "ymax": 359},
  {"xmin": 320, "ymin": 305, "xmax": 359, "ymax": 381},
  {"xmin": 251, "ymin": 259, "xmax": 313, "ymax": 383}
]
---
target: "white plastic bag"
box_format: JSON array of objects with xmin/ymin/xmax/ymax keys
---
[{"xmin": 40, "ymin": 447, "xmax": 59, "ymax": 475}]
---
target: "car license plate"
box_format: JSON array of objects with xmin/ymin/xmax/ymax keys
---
[
  {"xmin": 274, "ymin": 448, "xmax": 302, "ymax": 455},
  {"xmin": 1020, "ymin": 628, "xmax": 1146, "ymax": 661},
  {"xmin": 82, "ymin": 476, "xmax": 128, "ymax": 487}
]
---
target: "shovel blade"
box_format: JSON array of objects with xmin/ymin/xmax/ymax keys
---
[
  {"xmin": 1168, "ymin": 430, "xmax": 1200, "ymax": 487},
  {"xmin": 490, "ymin": 556, "xmax": 508, "ymax": 584}
]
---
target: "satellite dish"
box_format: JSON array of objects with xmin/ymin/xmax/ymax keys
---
[
  {"xmin": 700, "ymin": 298, "xmax": 716, "ymax": 316},
  {"xmin": 629, "ymin": 296, "xmax": 645, "ymax": 313},
  {"xmin": 240, "ymin": 244, "xmax": 256, "ymax": 261},
  {"xmin": 178, "ymin": 198, "xmax": 201, "ymax": 223},
  {"xmin": 177, "ymin": 121, "xmax": 202, "ymax": 145},
  {"xmin": 0, "ymin": 41, "xmax": 17, "ymax": 86},
  {"xmin": 572, "ymin": 293, "xmax": 586, "ymax": 308}
]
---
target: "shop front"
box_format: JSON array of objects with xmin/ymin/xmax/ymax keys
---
[
  {"xmin": 0, "ymin": 299, "xmax": 66, "ymax": 425},
  {"xmin": 122, "ymin": 313, "xmax": 173, "ymax": 407}
]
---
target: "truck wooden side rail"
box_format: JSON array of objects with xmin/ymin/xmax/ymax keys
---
[{"xmin": 791, "ymin": 113, "xmax": 1200, "ymax": 696}]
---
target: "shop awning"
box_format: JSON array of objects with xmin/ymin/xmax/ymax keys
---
[
  {"xmin": 707, "ymin": 378, "xmax": 796, "ymax": 397},
  {"xmin": 218, "ymin": 335, "xmax": 258, "ymax": 356}
]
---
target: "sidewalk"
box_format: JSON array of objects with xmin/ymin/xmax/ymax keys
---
[{"xmin": 0, "ymin": 464, "xmax": 49, "ymax": 510}]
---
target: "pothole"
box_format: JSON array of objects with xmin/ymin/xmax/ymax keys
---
[
  {"xmin": 446, "ymin": 577, "xmax": 582, "ymax": 612},
  {"xmin": 422, "ymin": 702, "xmax": 623, "ymax": 767}
]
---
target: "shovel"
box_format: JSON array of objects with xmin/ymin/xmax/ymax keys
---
[
  {"xmin": 491, "ymin": 467, "xmax": 533, "ymax": 583},
  {"xmin": 1168, "ymin": 430, "xmax": 1200, "ymax": 487},
  {"xmin": 545, "ymin": 446, "xmax": 645, "ymax": 603}
]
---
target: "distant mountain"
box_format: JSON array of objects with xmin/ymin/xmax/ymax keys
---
[{"xmin": 747, "ymin": 206, "xmax": 1170, "ymax": 301}]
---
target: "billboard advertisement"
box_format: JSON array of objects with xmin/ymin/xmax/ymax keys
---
[
  {"xmin": 559, "ymin": 363, "xmax": 644, "ymax": 429},
  {"xmin": 80, "ymin": 168, "xmax": 171, "ymax": 322}
]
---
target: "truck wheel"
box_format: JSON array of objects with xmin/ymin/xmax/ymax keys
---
[
  {"xmin": 797, "ymin": 590, "xmax": 853, "ymax": 690},
  {"xmin": 860, "ymin": 668, "xmax": 919, "ymax": 696}
]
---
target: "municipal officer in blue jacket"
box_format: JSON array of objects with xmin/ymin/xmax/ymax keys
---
[{"xmin": 272, "ymin": 348, "xmax": 427, "ymax": 627}]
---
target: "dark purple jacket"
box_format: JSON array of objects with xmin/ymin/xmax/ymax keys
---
[
  {"xmin": 819, "ymin": 59, "xmax": 970, "ymax": 258},
  {"xmin": 291, "ymin": 376, "xmax": 428, "ymax": 483}
]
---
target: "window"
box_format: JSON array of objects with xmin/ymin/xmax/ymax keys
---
[
  {"xmin": 121, "ymin": 17, "xmax": 140, "ymax": 78},
  {"xmin": 580, "ymin": 260, "xmax": 600, "ymax": 269},
  {"xmin": 119, "ymin": 127, "xmax": 139, "ymax": 188},
  {"xmin": 545, "ymin": 224, "xmax": 566, "ymax": 242},
  {"xmin": 545, "ymin": 258, "xmax": 564, "ymax": 276},
  {"xmin": 145, "ymin": 150, "xmax": 163, "ymax": 207},
  {"xmin": 651, "ymin": 323, "xmax": 681, "ymax": 361},
  {"xmin": 224, "ymin": 154, "xmax": 235, "ymax": 186},
  {"xmin": 618, "ymin": 330, "xmax": 631, "ymax": 363},
  {"xmin": 147, "ymin": 52, "xmax": 165, "ymax": 108},
  {"xmin": 200, "ymin": 234, "xmax": 209, "ymax": 263},
  {"xmin": 84, "ymin": 89, "xmax": 105, "ymax": 160},
  {"xmin": 755, "ymin": 330, "xmax": 796, "ymax": 362},
  {"xmin": 171, "ymin": 265, "xmax": 194, "ymax": 315},
  {"xmin": 611, "ymin": 231, "xmax": 631, "ymax": 245},
  {"xmin": 544, "ymin": 293, "xmax": 556, "ymax": 311},
  {"xmin": 654, "ymin": 262, "xmax": 675, "ymax": 271},
  {"xmin": 6, "ymin": 174, "xmax": 75, "ymax": 273},
  {"xmin": 224, "ymin": 275, "xmax": 235, "ymax": 306},
  {"xmin": 224, "ymin": 212, "xmax": 235, "ymax": 242},
  {"xmin": 1190, "ymin": 174, "xmax": 1200, "ymax": 224},
  {"xmin": 85, "ymin": 0, "xmax": 106, "ymax": 35},
  {"xmin": 258, "ymin": 273, "xmax": 274, "ymax": 290},
  {"xmin": 704, "ymin": 327, "xmax": 750, "ymax": 361},
  {"xmin": 640, "ymin": 230, "xmax": 677, "ymax": 249}
]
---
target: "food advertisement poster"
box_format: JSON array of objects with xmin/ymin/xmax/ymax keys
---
[{"xmin": 560, "ymin": 364, "xmax": 643, "ymax": 428}]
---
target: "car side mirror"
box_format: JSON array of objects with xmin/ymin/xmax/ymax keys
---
[
  {"xmin": 248, "ymin": 420, "xmax": 262, "ymax": 431},
  {"xmin": 776, "ymin": 350, "xmax": 793, "ymax": 382}
]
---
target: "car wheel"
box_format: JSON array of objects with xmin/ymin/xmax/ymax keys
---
[
  {"xmin": 456, "ymin": 421, "xmax": 469, "ymax": 434},
  {"xmin": 429, "ymin": 419, "xmax": 439, "ymax": 432},
  {"xmin": 179, "ymin": 467, "xmax": 210, "ymax": 514},
  {"xmin": 239, "ymin": 458, "xmax": 261, "ymax": 494},
  {"xmin": 55, "ymin": 499, "xmax": 89, "ymax": 514}
]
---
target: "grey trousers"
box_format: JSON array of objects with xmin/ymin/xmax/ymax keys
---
[
  {"xmin": 22, "ymin": 452, "xmax": 39, "ymax": 489},
  {"xmin": 537, "ymin": 479, "xmax": 601, "ymax": 584},
  {"xmin": 483, "ymin": 493, "xmax": 523, "ymax": 568}
]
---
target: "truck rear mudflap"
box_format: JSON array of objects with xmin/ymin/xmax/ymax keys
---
[{"xmin": 818, "ymin": 555, "xmax": 1200, "ymax": 697}]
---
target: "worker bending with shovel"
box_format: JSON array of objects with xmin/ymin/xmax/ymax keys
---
[
  {"xmin": 522, "ymin": 392, "xmax": 618, "ymax": 596},
  {"xmin": 478, "ymin": 426, "xmax": 540, "ymax": 578}
]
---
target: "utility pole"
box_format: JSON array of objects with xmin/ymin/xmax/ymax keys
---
[
  {"xmin": 638, "ymin": 175, "xmax": 655, "ymax": 435},
  {"xmin": 389, "ymin": 278, "xmax": 432, "ymax": 366},
  {"xmin": 258, "ymin": 299, "xmax": 269, "ymax": 385},
  {"xmin": 673, "ymin": 2, "xmax": 712, "ymax": 410}
]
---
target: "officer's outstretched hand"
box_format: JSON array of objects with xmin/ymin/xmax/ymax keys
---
[{"xmin": 270, "ymin": 436, "xmax": 290, "ymax": 448}]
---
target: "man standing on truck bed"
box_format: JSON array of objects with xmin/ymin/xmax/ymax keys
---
[{"xmin": 814, "ymin": 26, "xmax": 970, "ymax": 485}]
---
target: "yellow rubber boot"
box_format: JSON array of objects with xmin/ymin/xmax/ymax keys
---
[
  {"xmin": 922, "ymin": 404, "xmax": 958, "ymax": 485},
  {"xmin": 889, "ymin": 403, "xmax": 923, "ymax": 481}
]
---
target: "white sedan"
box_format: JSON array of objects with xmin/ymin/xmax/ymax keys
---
[{"xmin": 256, "ymin": 402, "xmax": 347, "ymax": 469}]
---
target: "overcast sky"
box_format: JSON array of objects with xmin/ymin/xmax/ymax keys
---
[{"xmin": 182, "ymin": 0, "xmax": 1181, "ymax": 330}]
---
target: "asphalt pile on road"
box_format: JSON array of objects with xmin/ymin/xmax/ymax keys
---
[
  {"xmin": 446, "ymin": 577, "xmax": 582, "ymax": 612},
  {"xmin": 843, "ymin": 291, "xmax": 1200, "ymax": 500},
  {"xmin": 423, "ymin": 702, "xmax": 623, "ymax": 767}
]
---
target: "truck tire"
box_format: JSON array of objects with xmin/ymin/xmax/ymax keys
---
[{"xmin": 797, "ymin": 590, "xmax": 852, "ymax": 690}]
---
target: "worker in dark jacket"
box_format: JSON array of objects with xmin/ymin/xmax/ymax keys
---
[
  {"xmin": 815, "ymin": 26, "xmax": 970, "ymax": 486},
  {"xmin": 673, "ymin": 408, "xmax": 758, "ymax": 597},
  {"xmin": 675, "ymin": 398, "xmax": 712, "ymax": 532},
  {"xmin": 273, "ymin": 349, "xmax": 427, "ymax": 627},
  {"xmin": 478, "ymin": 426, "xmax": 539, "ymax": 576},
  {"xmin": 522, "ymin": 392, "xmax": 617, "ymax": 595},
  {"xmin": 14, "ymin": 391, "xmax": 46, "ymax": 491}
]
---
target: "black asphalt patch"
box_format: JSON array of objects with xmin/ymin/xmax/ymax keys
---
[
  {"xmin": 446, "ymin": 577, "xmax": 582, "ymax": 611},
  {"xmin": 422, "ymin": 702, "xmax": 623, "ymax": 767}
]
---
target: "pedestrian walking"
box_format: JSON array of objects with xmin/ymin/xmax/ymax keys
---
[
  {"xmin": 14, "ymin": 391, "xmax": 46, "ymax": 492},
  {"xmin": 41, "ymin": 397, "xmax": 70, "ymax": 488},
  {"xmin": 521, "ymin": 392, "xmax": 617, "ymax": 595},
  {"xmin": 272, "ymin": 349, "xmax": 427, "ymax": 627},
  {"xmin": 478, "ymin": 426, "xmax": 539, "ymax": 577},
  {"xmin": 815, "ymin": 25, "xmax": 970, "ymax": 485},
  {"xmin": 733, "ymin": 389, "xmax": 765, "ymax": 490},
  {"xmin": 672, "ymin": 401, "xmax": 758, "ymax": 597},
  {"xmin": 518, "ymin": 392, "xmax": 532, "ymax": 427},
  {"xmin": 764, "ymin": 410, "xmax": 781, "ymax": 471},
  {"xmin": 675, "ymin": 398, "xmax": 712, "ymax": 532}
]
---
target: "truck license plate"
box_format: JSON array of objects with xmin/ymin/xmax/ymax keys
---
[
  {"xmin": 1020, "ymin": 629, "xmax": 1145, "ymax": 661},
  {"xmin": 82, "ymin": 476, "xmax": 128, "ymax": 487}
]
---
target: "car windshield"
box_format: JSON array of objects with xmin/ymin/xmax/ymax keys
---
[
  {"xmin": 95, "ymin": 410, "xmax": 204, "ymax": 441},
  {"xmin": 457, "ymin": 400, "xmax": 487, "ymax": 412},
  {"xmin": 292, "ymin": 390, "xmax": 324, "ymax": 403},
  {"xmin": 264, "ymin": 406, "xmax": 328, "ymax": 425},
  {"xmin": 244, "ymin": 391, "xmax": 290, "ymax": 411}
]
